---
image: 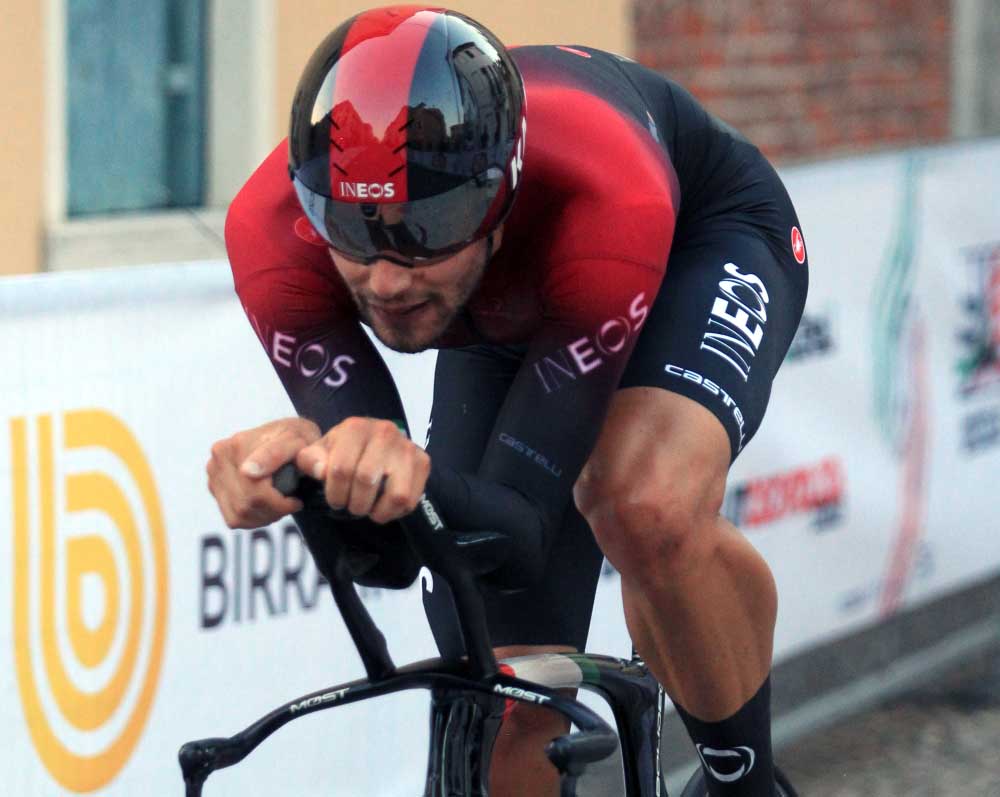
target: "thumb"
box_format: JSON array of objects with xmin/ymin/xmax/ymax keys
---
[{"xmin": 241, "ymin": 435, "xmax": 306, "ymax": 480}]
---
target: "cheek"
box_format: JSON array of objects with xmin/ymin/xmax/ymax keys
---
[
  {"xmin": 329, "ymin": 252, "xmax": 364, "ymax": 285},
  {"xmin": 342, "ymin": 268, "xmax": 369, "ymax": 292},
  {"xmin": 442, "ymin": 275, "xmax": 473, "ymax": 305},
  {"xmin": 419, "ymin": 271, "xmax": 455, "ymax": 297}
]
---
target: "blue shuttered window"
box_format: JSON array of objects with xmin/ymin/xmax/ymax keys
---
[{"xmin": 67, "ymin": 0, "xmax": 206, "ymax": 216}]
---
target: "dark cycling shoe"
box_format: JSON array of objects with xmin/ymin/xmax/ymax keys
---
[{"xmin": 678, "ymin": 764, "xmax": 798, "ymax": 797}]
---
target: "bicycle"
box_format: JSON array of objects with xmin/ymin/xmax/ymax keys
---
[{"xmin": 179, "ymin": 466, "xmax": 795, "ymax": 796}]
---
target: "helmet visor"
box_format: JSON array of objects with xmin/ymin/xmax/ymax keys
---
[{"xmin": 293, "ymin": 166, "xmax": 506, "ymax": 265}]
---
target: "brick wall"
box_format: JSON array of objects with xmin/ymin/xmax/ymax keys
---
[{"xmin": 633, "ymin": 0, "xmax": 951, "ymax": 161}]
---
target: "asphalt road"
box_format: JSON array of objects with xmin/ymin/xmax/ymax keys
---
[
  {"xmin": 779, "ymin": 646, "xmax": 1000, "ymax": 796},
  {"xmin": 581, "ymin": 643, "xmax": 1000, "ymax": 796}
]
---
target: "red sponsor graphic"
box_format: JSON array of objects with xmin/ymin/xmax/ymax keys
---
[
  {"xmin": 880, "ymin": 322, "xmax": 929, "ymax": 618},
  {"xmin": 732, "ymin": 457, "xmax": 844, "ymax": 529},
  {"xmin": 989, "ymin": 251, "xmax": 1000, "ymax": 350},
  {"xmin": 498, "ymin": 662, "xmax": 518, "ymax": 721},
  {"xmin": 790, "ymin": 226, "xmax": 806, "ymax": 265},
  {"xmin": 294, "ymin": 216, "xmax": 328, "ymax": 247},
  {"xmin": 556, "ymin": 46, "xmax": 592, "ymax": 58},
  {"xmin": 957, "ymin": 243, "xmax": 1000, "ymax": 397},
  {"xmin": 324, "ymin": 8, "xmax": 437, "ymax": 202}
]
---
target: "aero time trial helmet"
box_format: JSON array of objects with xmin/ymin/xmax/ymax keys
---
[{"xmin": 289, "ymin": 6, "xmax": 527, "ymax": 266}]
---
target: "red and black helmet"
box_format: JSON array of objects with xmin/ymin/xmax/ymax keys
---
[{"xmin": 289, "ymin": 6, "xmax": 527, "ymax": 265}]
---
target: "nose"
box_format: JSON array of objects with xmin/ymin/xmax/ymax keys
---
[{"xmin": 367, "ymin": 259, "xmax": 414, "ymax": 300}]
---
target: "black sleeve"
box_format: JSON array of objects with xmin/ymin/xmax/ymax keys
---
[
  {"xmin": 226, "ymin": 163, "xmax": 428, "ymax": 589},
  {"xmin": 423, "ymin": 259, "xmax": 665, "ymax": 588},
  {"xmin": 254, "ymin": 313, "xmax": 434, "ymax": 588},
  {"xmin": 232, "ymin": 238, "xmax": 663, "ymax": 589}
]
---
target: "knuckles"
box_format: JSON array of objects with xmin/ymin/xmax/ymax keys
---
[
  {"xmin": 385, "ymin": 490, "xmax": 413, "ymax": 510},
  {"xmin": 373, "ymin": 419, "xmax": 401, "ymax": 441},
  {"xmin": 338, "ymin": 416, "xmax": 370, "ymax": 436},
  {"xmin": 210, "ymin": 420, "xmax": 315, "ymax": 531},
  {"xmin": 230, "ymin": 495, "xmax": 257, "ymax": 521},
  {"xmin": 210, "ymin": 438, "xmax": 233, "ymax": 463},
  {"xmin": 327, "ymin": 460, "xmax": 350, "ymax": 478},
  {"xmin": 226, "ymin": 492, "xmax": 288, "ymax": 529},
  {"xmin": 369, "ymin": 485, "xmax": 421, "ymax": 524},
  {"xmin": 355, "ymin": 467, "xmax": 381, "ymax": 487},
  {"xmin": 307, "ymin": 416, "xmax": 431, "ymax": 523},
  {"xmin": 291, "ymin": 417, "xmax": 321, "ymax": 441}
]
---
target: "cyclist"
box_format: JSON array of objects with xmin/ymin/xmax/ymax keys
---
[{"xmin": 207, "ymin": 6, "xmax": 807, "ymax": 796}]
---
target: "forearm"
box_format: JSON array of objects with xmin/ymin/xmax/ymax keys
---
[{"xmin": 427, "ymin": 465, "xmax": 553, "ymax": 588}]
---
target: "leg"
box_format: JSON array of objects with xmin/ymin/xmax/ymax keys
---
[
  {"xmin": 576, "ymin": 388, "xmax": 775, "ymax": 718},
  {"xmin": 489, "ymin": 644, "xmax": 574, "ymax": 797},
  {"xmin": 575, "ymin": 189, "xmax": 806, "ymax": 792},
  {"xmin": 424, "ymin": 347, "xmax": 605, "ymax": 797},
  {"xmin": 479, "ymin": 506, "xmax": 603, "ymax": 797},
  {"xmin": 575, "ymin": 388, "xmax": 779, "ymax": 795}
]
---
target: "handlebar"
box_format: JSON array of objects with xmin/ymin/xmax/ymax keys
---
[
  {"xmin": 273, "ymin": 463, "xmax": 513, "ymax": 576},
  {"xmin": 273, "ymin": 462, "xmax": 513, "ymax": 679},
  {"xmin": 272, "ymin": 463, "xmax": 622, "ymax": 775},
  {"xmin": 178, "ymin": 463, "xmax": 620, "ymax": 795},
  {"xmin": 546, "ymin": 730, "xmax": 621, "ymax": 775},
  {"xmin": 178, "ymin": 667, "xmax": 621, "ymax": 796}
]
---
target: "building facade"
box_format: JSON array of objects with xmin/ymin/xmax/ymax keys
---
[{"xmin": 2, "ymin": 1, "xmax": 997, "ymax": 276}]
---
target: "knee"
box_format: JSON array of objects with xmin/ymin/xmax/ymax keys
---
[
  {"xmin": 490, "ymin": 692, "xmax": 570, "ymax": 792},
  {"xmin": 497, "ymin": 700, "xmax": 569, "ymax": 739},
  {"xmin": 574, "ymin": 457, "xmax": 726, "ymax": 585}
]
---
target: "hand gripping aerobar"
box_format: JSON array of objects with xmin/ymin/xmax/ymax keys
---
[{"xmin": 178, "ymin": 465, "xmax": 618, "ymax": 797}]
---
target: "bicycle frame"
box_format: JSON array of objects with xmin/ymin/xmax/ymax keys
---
[
  {"xmin": 179, "ymin": 660, "xmax": 616, "ymax": 796},
  {"xmin": 179, "ymin": 472, "xmax": 629, "ymax": 795},
  {"xmin": 494, "ymin": 651, "xmax": 668, "ymax": 796}
]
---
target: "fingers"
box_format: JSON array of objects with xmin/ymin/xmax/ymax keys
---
[
  {"xmin": 346, "ymin": 431, "xmax": 389, "ymax": 517},
  {"xmin": 368, "ymin": 460, "xmax": 429, "ymax": 524},
  {"xmin": 240, "ymin": 418, "xmax": 321, "ymax": 478},
  {"xmin": 208, "ymin": 455, "xmax": 302, "ymax": 529},
  {"xmin": 308, "ymin": 418, "xmax": 371, "ymax": 511},
  {"xmin": 294, "ymin": 417, "xmax": 431, "ymax": 524},
  {"xmin": 368, "ymin": 436, "xmax": 430, "ymax": 525},
  {"xmin": 207, "ymin": 418, "xmax": 317, "ymax": 529},
  {"xmin": 212, "ymin": 482, "xmax": 302, "ymax": 529}
]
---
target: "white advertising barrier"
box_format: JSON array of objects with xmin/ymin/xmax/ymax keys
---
[
  {"xmin": 740, "ymin": 138, "xmax": 1000, "ymax": 658},
  {"xmin": 2, "ymin": 137, "xmax": 1000, "ymax": 795},
  {"xmin": 0, "ymin": 267, "xmax": 442, "ymax": 796}
]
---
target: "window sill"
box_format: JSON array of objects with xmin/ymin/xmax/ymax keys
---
[{"xmin": 45, "ymin": 208, "xmax": 229, "ymax": 271}]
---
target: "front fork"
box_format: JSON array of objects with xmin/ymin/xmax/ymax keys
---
[
  {"xmin": 424, "ymin": 689, "xmax": 591, "ymax": 797},
  {"xmin": 424, "ymin": 688, "xmax": 504, "ymax": 797},
  {"xmin": 423, "ymin": 673, "xmax": 668, "ymax": 797}
]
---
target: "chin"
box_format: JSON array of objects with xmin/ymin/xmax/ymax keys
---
[
  {"xmin": 378, "ymin": 335, "xmax": 431, "ymax": 354},
  {"xmin": 372, "ymin": 323, "xmax": 442, "ymax": 354},
  {"xmin": 367, "ymin": 306, "xmax": 454, "ymax": 354}
]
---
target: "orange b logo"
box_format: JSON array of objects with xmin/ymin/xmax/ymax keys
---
[{"xmin": 11, "ymin": 410, "xmax": 169, "ymax": 792}]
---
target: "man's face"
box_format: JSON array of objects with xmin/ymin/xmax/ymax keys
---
[{"xmin": 329, "ymin": 234, "xmax": 496, "ymax": 353}]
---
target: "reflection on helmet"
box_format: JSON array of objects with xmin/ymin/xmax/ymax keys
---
[{"xmin": 289, "ymin": 6, "xmax": 527, "ymax": 265}]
